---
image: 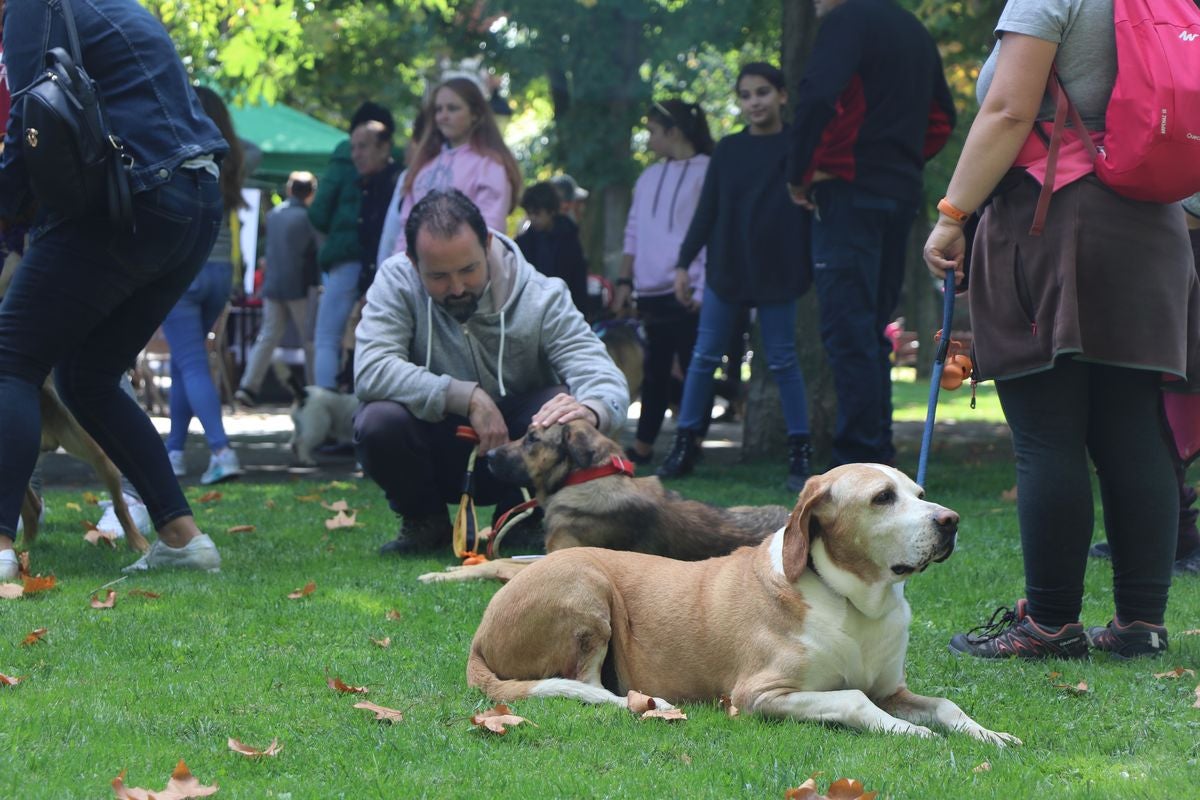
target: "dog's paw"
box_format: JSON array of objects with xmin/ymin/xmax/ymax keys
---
[{"xmin": 971, "ymin": 727, "xmax": 1022, "ymax": 748}]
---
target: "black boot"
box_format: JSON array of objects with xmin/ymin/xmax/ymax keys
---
[
  {"xmin": 379, "ymin": 513, "xmax": 451, "ymax": 556},
  {"xmin": 786, "ymin": 435, "xmax": 813, "ymax": 493},
  {"xmin": 656, "ymin": 429, "xmax": 703, "ymax": 479}
]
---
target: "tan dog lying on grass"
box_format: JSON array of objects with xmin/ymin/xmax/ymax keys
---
[
  {"xmin": 419, "ymin": 420, "xmax": 789, "ymax": 583},
  {"xmin": 20, "ymin": 382, "xmax": 150, "ymax": 552},
  {"xmin": 466, "ymin": 464, "xmax": 1020, "ymax": 745}
]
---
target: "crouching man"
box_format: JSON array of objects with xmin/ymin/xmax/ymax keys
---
[{"xmin": 354, "ymin": 190, "xmax": 629, "ymax": 555}]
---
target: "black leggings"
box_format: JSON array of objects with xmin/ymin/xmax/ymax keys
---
[{"xmin": 997, "ymin": 358, "xmax": 1177, "ymax": 627}]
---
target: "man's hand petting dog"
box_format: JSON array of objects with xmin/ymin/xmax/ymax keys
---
[
  {"xmin": 530, "ymin": 392, "xmax": 598, "ymax": 430},
  {"xmin": 468, "ymin": 387, "xmax": 511, "ymax": 453}
]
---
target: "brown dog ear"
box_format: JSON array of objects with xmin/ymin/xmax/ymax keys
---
[
  {"xmin": 782, "ymin": 476, "xmax": 828, "ymax": 584},
  {"xmin": 562, "ymin": 421, "xmax": 597, "ymax": 468}
]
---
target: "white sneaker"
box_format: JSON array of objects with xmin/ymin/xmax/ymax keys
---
[
  {"xmin": 169, "ymin": 450, "xmax": 187, "ymax": 477},
  {"xmin": 96, "ymin": 494, "xmax": 153, "ymax": 540},
  {"xmin": 122, "ymin": 533, "xmax": 221, "ymax": 573},
  {"xmin": 200, "ymin": 448, "xmax": 243, "ymax": 485},
  {"xmin": 0, "ymin": 550, "xmax": 17, "ymax": 581}
]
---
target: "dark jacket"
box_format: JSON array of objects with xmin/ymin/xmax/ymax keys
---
[
  {"xmin": 0, "ymin": 0, "xmax": 227, "ymax": 216},
  {"xmin": 263, "ymin": 198, "xmax": 319, "ymax": 301},
  {"xmin": 676, "ymin": 127, "xmax": 811, "ymax": 306},
  {"xmin": 514, "ymin": 214, "xmax": 588, "ymax": 314},
  {"xmin": 308, "ymin": 139, "xmax": 361, "ymax": 269},
  {"xmin": 788, "ymin": 0, "xmax": 955, "ymax": 205}
]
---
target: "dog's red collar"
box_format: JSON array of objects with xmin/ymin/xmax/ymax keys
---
[{"xmin": 562, "ymin": 456, "xmax": 636, "ymax": 487}]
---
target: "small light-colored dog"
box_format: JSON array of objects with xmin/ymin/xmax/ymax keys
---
[
  {"xmin": 288, "ymin": 383, "xmax": 358, "ymax": 466},
  {"xmin": 466, "ymin": 463, "xmax": 1019, "ymax": 745}
]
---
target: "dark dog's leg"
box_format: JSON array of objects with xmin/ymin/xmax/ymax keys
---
[{"xmin": 19, "ymin": 486, "xmax": 42, "ymax": 546}]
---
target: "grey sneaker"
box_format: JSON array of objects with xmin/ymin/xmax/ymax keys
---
[
  {"xmin": 0, "ymin": 550, "xmax": 17, "ymax": 581},
  {"xmin": 168, "ymin": 450, "xmax": 187, "ymax": 477},
  {"xmin": 122, "ymin": 533, "xmax": 221, "ymax": 573},
  {"xmin": 200, "ymin": 448, "xmax": 243, "ymax": 485}
]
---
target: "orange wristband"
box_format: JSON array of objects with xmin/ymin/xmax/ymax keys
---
[{"xmin": 937, "ymin": 197, "xmax": 971, "ymax": 223}]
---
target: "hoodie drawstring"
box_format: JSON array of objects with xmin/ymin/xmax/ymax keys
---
[
  {"xmin": 650, "ymin": 159, "xmax": 692, "ymax": 233},
  {"xmin": 425, "ymin": 295, "xmax": 434, "ymax": 367},
  {"xmin": 497, "ymin": 309, "xmax": 507, "ymax": 398}
]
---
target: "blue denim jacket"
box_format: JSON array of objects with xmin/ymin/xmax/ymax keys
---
[{"xmin": 0, "ymin": 0, "xmax": 228, "ymax": 217}]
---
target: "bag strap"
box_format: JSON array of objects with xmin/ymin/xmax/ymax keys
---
[
  {"xmin": 1029, "ymin": 67, "xmax": 1099, "ymax": 236},
  {"xmin": 57, "ymin": 0, "xmax": 85, "ymax": 68}
]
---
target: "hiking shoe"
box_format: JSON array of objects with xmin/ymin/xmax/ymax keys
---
[
  {"xmin": 234, "ymin": 387, "xmax": 258, "ymax": 409},
  {"xmin": 96, "ymin": 493, "xmax": 153, "ymax": 540},
  {"xmin": 624, "ymin": 446, "xmax": 653, "ymax": 466},
  {"xmin": 0, "ymin": 550, "xmax": 17, "ymax": 581},
  {"xmin": 122, "ymin": 533, "xmax": 221, "ymax": 573},
  {"xmin": 786, "ymin": 434, "xmax": 813, "ymax": 493},
  {"xmin": 656, "ymin": 429, "xmax": 703, "ymax": 479},
  {"xmin": 379, "ymin": 514, "xmax": 451, "ymax": 556},
  {"xmin": 168, "ymin": 450, "xmax": 187, "ymax": 478},
  {"xmin": 200, "ymin": 448, "xmax": 243, "ymax": 485},
  {"xmin": 949, "ymin": 599, "xmax": 1088, "ymax": 660},
  {"xmin": 1086, "ymin": 618, "xmax": 1169, "ymax": 658}
]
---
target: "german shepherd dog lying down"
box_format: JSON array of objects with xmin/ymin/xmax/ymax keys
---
[{"xmin": 418, "ymin": 420, "xmax": 789, "ymax": 583}]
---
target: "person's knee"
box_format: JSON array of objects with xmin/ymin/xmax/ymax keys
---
[{"xmin": 354, "ymin": 401, "xmax": 421, "ymax": 463}]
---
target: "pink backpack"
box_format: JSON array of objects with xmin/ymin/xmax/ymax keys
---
[{"xmin": 1030, "ymin": 0, "xmax": 1200, "ymax": 233}]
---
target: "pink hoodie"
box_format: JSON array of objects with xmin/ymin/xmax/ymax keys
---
[
  {"xmin": 623, "ymin": 154, "xmax": 708, "ymax": 300},
  {"xmin": 388, "ymin": 143, "xmax": 512, "ymax": 255}
]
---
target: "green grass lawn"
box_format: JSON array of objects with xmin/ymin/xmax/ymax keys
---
[{"xmin": 3, "ymin": 396, "xmax": 1200, "ymax": 798}]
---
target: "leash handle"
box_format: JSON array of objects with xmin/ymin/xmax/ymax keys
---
[{"xmin": 917, "ymin": 274, "xmax": 956, "ymax": 488}]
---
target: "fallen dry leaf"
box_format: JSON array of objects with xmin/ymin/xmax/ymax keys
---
[
  {"xmin": 324, "ymin": 510, "xmax": 358, "ymax": 530},
  {"xmin": 82, "ymin": 491, "xmax": 99, "ymax": 505},
  {"xmin": 1154, "ymin": 667, "xmax": 1197, "ymax": 680},
  {"xmin": 287, "ymin": 581, "xmax": 316, "ymax": 600},
  {"xmin": 0, "ymin": 672, "xmax": 24, "ymax": 687},
  {"xmin": 112, "ymin": 759, "xmax": 218, "ymax": 799},
  {"xmin": 471, "ymin": 704, "xmax": 537, "ymax": 735},
  {"xmin": 626, "ymin": 690, "xmax": 656, "ymax": 714},
  {"xmin": 128, "ymin": 589, "xmax": 161, "ymax": 600},
  {"xmin": 265, "ymin": 499, "xmax": 277, "ymax": 510},
  {"xmin": 327, "ymin": 676, "xmax": 368, "ymax": 695},
  {"xmin": 324, "ymin": 480, "xmax": 355, "ymax": 491},
  {"xmin": 295, "ymin": 493, "xmax": 322, "ymax": 502},
  {"xmin": 719, "ymin": 694, "xmax": 740, "ymax": 718},
  {"xmin": 20, "ymin": 628, "xmax": 47, "ymax": 646},
  {"xmin": 386, "ymin": 609, "xmax": 402, "ymax": 621},
  {"xmin": 90, "ymin": 589, "xmax": 117, "ymax": 609},
  {"xmin": 84, "ymin": 528, "xmax": 119, "ymax": 548},
  {"xmin": 322, "ymin": 499, "xmax": 350, "ymax": 512},
  {"xmin": 17, "ymin": 551, "xmax": 30, "ymax": 577},
  {"xmin": 640, "ymin": 707, "xmax": 687, "ymax": 722},
  {"xmin": 785, "ymin": 776, "xmax": 877, "ymax": 800},
  {"xmin": 0, "ymin": 583, "xmax": 23, "ymax": 600},
  {"xmin": 66, "ymin": 501, "xmax": 82, "ymax": 512},
  {"xmin": 370, "ymin": 637, "xmax": 391, "ymax": 648},
  {"xmin": 225, "ymin": 525, "xmax": 255, "ymax": 534},
  {"xmin": 1052, "ymin": 680, "xmax": 1089, "ymax": 696},
  {"xmin": 227, "ymin": 737, "xmax": 283, "ymax": 758},
  {"xmin": 22, "ymin": 573, "xmax": 56, "ymax": 594},
  {"xmin": 973, "ymin": 761, "xmax": 992, "ymax": 773},
  {"xmin": 1000, "ymin": 485, "xmax": 1018, "ymax": 502},
  {"xmin": 353, "ymin": 701, "xmax": 404, "ymax": 723},
  {"xmin": 196, "ymin": 491, "xmax": 223, "ymax": 504}
]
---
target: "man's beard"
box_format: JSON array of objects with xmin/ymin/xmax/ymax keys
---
[{"xmin": 442, "ymin": 293, "xmax": 480, "ymax": 322}]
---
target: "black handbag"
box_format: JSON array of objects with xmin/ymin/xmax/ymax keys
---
[{"xmin": 15, "ymin": 0, "xmax": 133, "ymax": 228}]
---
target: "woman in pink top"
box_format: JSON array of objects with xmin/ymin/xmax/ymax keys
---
[
  {"xmin": 614, "ymin": 99, "xmax": 714, "ymax": 464},
  {"xmin": 385, "ymin": 78, "xmax": 521, "ymax": 256}
]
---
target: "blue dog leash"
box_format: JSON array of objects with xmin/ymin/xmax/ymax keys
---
[{"xmin": 916, "ymin": 274, "xmax": 956, "ymax": 488}]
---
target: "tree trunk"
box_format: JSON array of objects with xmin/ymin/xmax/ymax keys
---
[{"xmin": 742, "ymin": 0, "xmax": 833, "ymax": 463}]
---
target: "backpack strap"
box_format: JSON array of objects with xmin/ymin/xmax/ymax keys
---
[
  {"xmin": 57, "ymin": 0, "xmax": 85, "ymax": 67},
  {"xmin": 1030, "ymin": 67, "xmax": 1100, "ymax": 236}
]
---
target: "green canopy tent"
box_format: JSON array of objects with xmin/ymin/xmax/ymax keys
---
[{"xmin": 228, "ymin": 102, "xmax": 346, "ymax": 188}]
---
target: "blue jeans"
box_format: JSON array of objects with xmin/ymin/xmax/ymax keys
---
[
  {"xmin": 161, "ymin": 259, "xmax": 233, "ymax": 453},
  {"xmin": 313, "ymin": 260, "xmax": 362, "ymax": 389},
  {"xmin": 0, "ymin": 169, "xmax": 222, "ymax": 537},
  {"xmin": 676, "ymin": 286, "xmax": 809, "ymax": 436},
  {"xmin": 811, "ymin": 180, "xmax": 916, "ymax": 466}
]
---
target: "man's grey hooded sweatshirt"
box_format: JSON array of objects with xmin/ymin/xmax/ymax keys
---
[{"xmin": 354, "ymin": 231, "xmax": 629, "ymax": 434}]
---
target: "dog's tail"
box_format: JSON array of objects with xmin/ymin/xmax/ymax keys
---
[{"xmin": 466, "ymin": 644, "xmax": 545, "ymax": 702}]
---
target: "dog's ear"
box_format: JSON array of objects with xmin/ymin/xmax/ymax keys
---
[
  {"xmin": 782, "ymin": 476, "xmax": 829, "ymax": 584},
  {"xmin": 561, "ymin": 421, "xmax": 597, "ymax": 468}
]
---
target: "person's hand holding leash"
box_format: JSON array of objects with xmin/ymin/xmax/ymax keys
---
[
  {"xmin": 531, "ymin": 392, "xmax": 599, "ymax": 429},
  {"xmin": 467, "ymin": 387, "xmax": 509, "ymax": 453},
  {"xmin": 923, "ymin": 217, "xmax": 966, "ymax": 286}
]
